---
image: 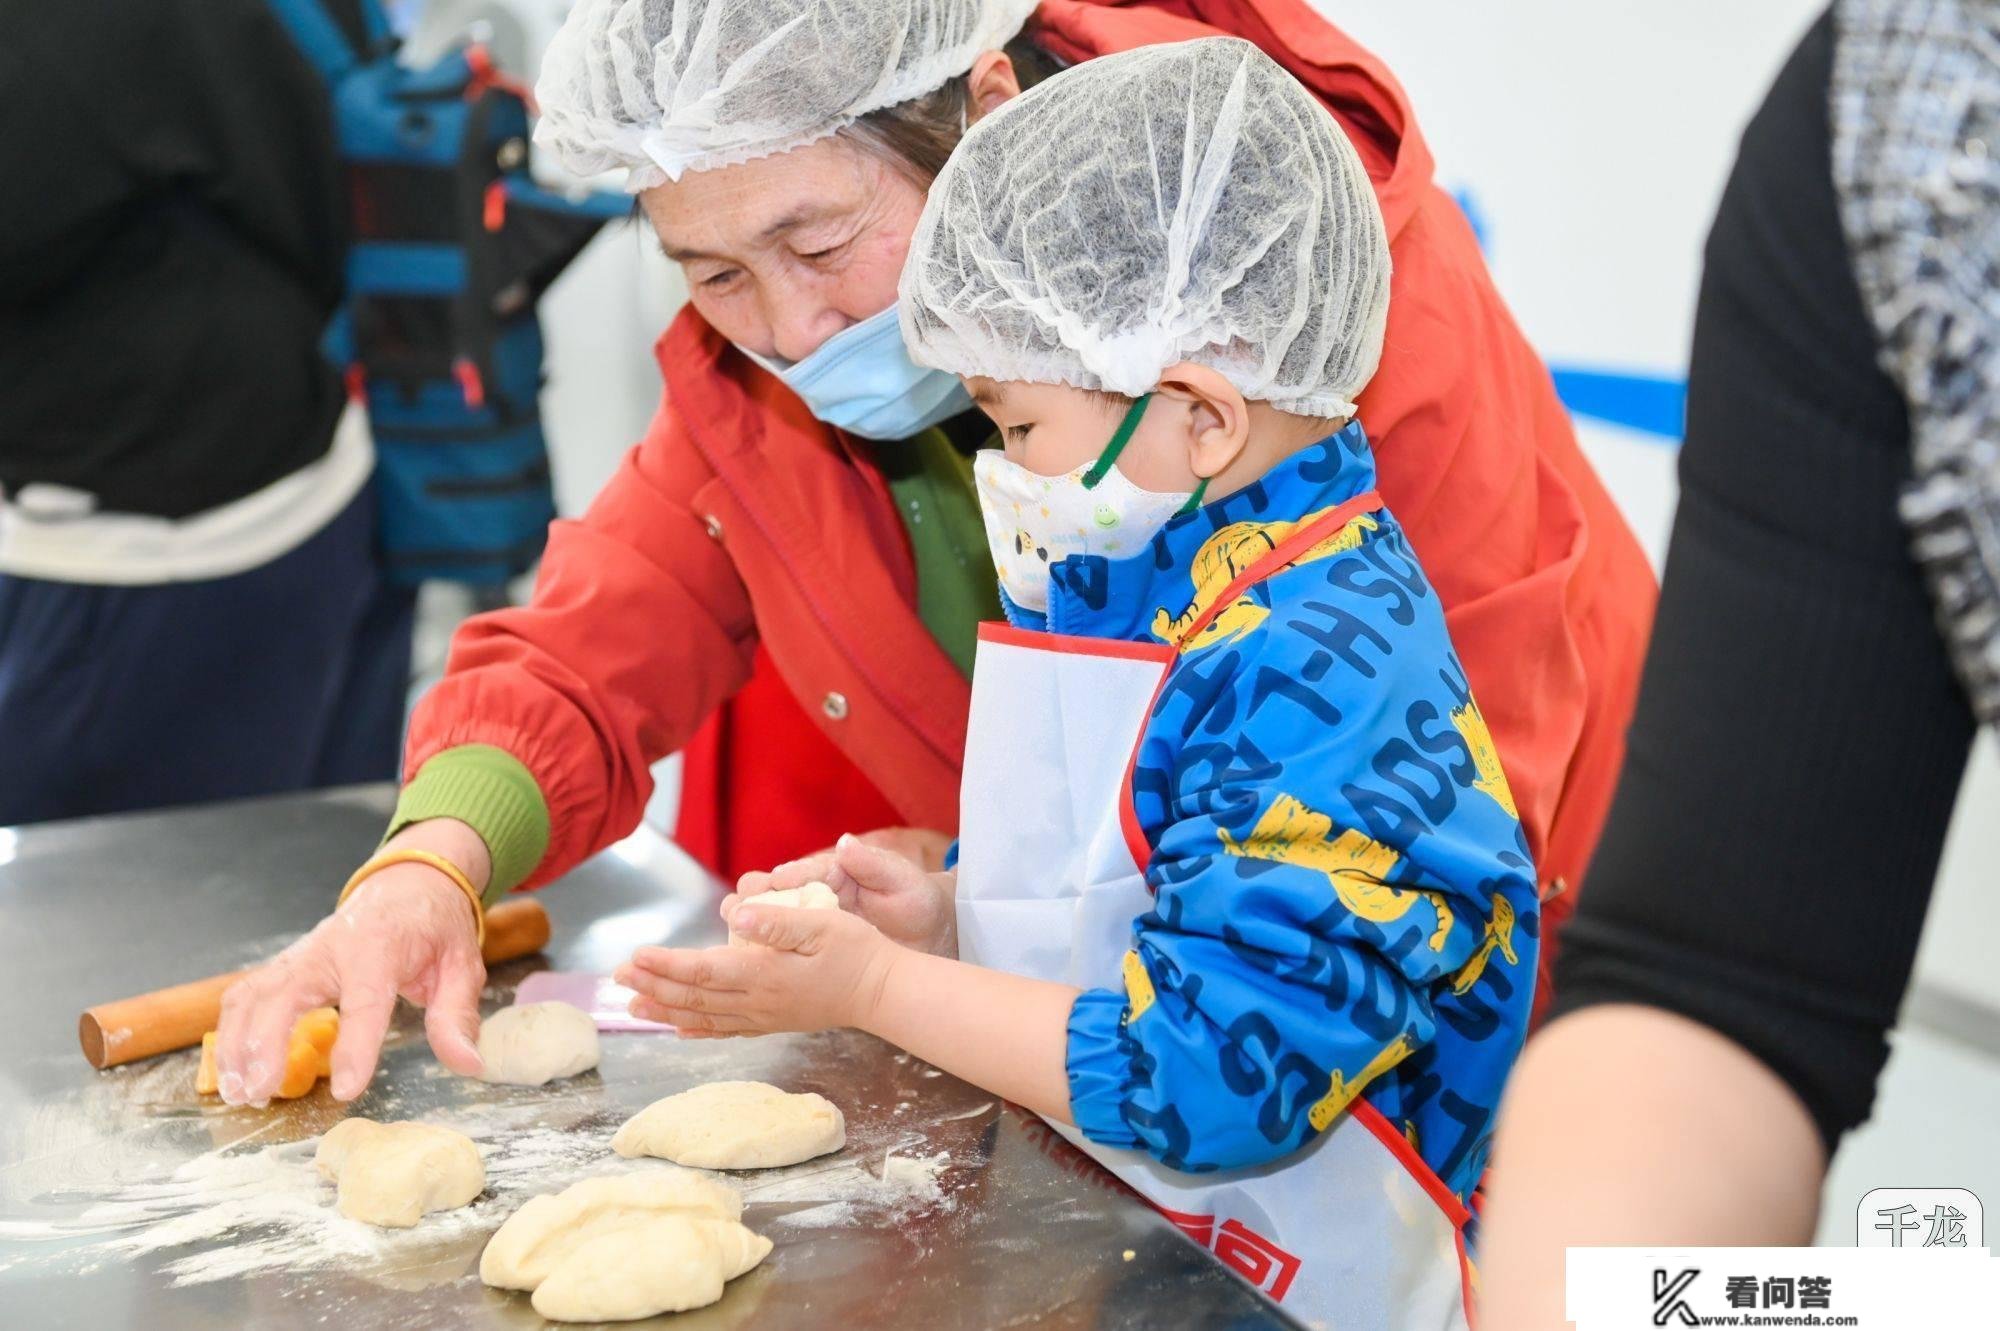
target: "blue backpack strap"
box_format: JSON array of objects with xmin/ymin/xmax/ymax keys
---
[
  {"xmin": 262, "ymin": 0, "xmax": 383, "ymax": 84},
  {"xmin": 355, "ymin": 0, "xmax": 393, "ymax": 51}
]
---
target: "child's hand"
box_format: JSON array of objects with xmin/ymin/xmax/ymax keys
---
[
  {"xmin": 616, "ymin": 904, "xmax": 900, "ymax": 1037},
  {"xmin": 737, "ymin": 833, "xmax": 958, "ymax": 958}
]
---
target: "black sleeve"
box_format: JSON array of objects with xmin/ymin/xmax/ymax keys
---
[
  {"xmin": 0, "ymin": 0, "xmax": 365, "ymax": 516},
  {"xmin": 0, "ymin": 0, "xmax": 353, "ymax": 303},
  {"xmin": 1549, "ymin": 9, "xmax": 1978, "ymax": 1153}
]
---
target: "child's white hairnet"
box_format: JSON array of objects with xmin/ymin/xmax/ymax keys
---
[
  {"xmin": 534, "ymin": 0, "xmax": 1038, "ymax": 189},
  {"xmin": 900, "ymin": 37, "xmax": 1392, "ymax": 419}
]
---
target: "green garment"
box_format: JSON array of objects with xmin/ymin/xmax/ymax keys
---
[
  {"xmin": 386, "ymin": 744, "xmax": 549, "ymax": 904},
  {"xmin": 878, "ymin": 424, "xmax": 1003, "ymax": 678}
]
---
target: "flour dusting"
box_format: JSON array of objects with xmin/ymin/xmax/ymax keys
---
[
  {"xmin": 5, "ymin": 1100, "xmax": 957, "ymax": 1287},
  {"xmin": 758, "ymin": 1150, "xmax": 953, "ymax": 1232},
  {"xmin": 2, "ymin": 1019, "xmax": 989, "ymax": 1298}
]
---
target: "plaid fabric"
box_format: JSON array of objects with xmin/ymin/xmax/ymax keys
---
[{"xmin": 1835, "ymin": 0, "xmax": 2000, "ymax": 724}]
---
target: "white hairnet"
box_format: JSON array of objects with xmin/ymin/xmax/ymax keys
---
[
  {"xmin": 534, "ymin": 0, "xmax": 1038, "ymax": 188},
  {"xmin": 899, "ymin": 37, "xmax": 1392, "ymax": 419}
]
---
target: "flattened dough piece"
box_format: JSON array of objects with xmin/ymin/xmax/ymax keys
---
[
  {"xmin": 314, "ymin": 1118, "xmax": 484, "ymax": 1228},
  {"xmin": 611, "ymin": 1080, "xmax": 845, "ymax": 1169},
  {"xmin": 728, "ymin": 880, "xmax": 839, "ymax": 946},
  {"xmin": 480, "ymin": 1169, "xmax": 743, "ymax": 1291},
  {"xmin": 530, "ymin": 1215, "xmax": 772, "ymax": 1323},
  {"xmin": 478, "ymin": 1001, "xmax": 602, "ymax": 1086}
]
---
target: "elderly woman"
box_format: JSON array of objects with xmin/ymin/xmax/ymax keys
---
[{"xmin": 213, "ymin": 0, "xmax": 1655, "ymax": 1106}]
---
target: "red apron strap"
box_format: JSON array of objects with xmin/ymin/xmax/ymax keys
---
[{"xmin": 1174, "ymin": 490, "xmax": 1385, "ymax": 648}]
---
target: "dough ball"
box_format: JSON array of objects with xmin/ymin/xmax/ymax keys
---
[
  {"xmin": 314, "ymin": 1118, "xmax": 484, "ymax": 1228},
  {"xmin": 765, "ymin": 880, "xmax": 839, "ymax": 910},
  {"xmin": 728, "ymin": 880, "xmax": 840, "ymax": 946},
  {"xmin": 481, "ymin": 1171, "xmax": 769, "ymax": 1323},
  {"xmin": 477, "ymin": 1001, "xmax": 602, "ymax": 1086},
  {"xmin": 611, "ymin": 1081, "xmax": 845, "ymax": 1169},
  {"xmin": 480, "ymin": 1169, "xmax": 743, "ymax": 1291},
  {"xmin": 529, "ymin": 1216, "xmax": 772, "ymax": 1323}
]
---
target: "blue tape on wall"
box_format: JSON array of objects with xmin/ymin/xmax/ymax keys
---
[
  {"xmin": 1450, "ymin": 186, "xmax": 1687, "ymax": 446},
  {"xmin": 1547, "ymin": 367, "xmax": 1686, "ymax": 443}
]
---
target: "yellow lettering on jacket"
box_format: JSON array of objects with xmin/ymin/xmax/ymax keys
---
[
  {"xmin": 1152, "ymin": 510, "xmax": 1379, "ymax": 652},
  {"xmin": 1218, "ymin": 793, "xmax": 1455, "ymax": 951}
]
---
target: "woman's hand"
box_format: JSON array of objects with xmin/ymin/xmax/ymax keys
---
[
  {"xmin": 617, "ymin": 903, "xmax": 899, "ymax": 1037},
  {"xmin": 737, "ymin": 833, "xmax": 957, "ymax": 957},
  {"xmin": 211, "ymin": 820, "xmax": 491, "ymax": 1105},
  {"xmin": 849, "ymin": 826, "xmax": 953, "ymax": 873}
]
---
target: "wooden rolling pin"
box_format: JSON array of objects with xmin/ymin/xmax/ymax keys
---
[{"xmin": 77, "ymin": 897, "xmax": 551, "ymax": 1069}]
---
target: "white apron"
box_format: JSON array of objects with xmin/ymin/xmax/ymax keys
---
[{"xmin": 957, "ymin": 493, "xmax": 1474, "ymax": 1330}]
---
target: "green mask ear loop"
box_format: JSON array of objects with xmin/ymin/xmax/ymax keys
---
[
  {"xmin": 1079, "ymin": 391, "xmax": 1207, "ymax": 517},
  {"xmin": 1080, "ymin": 393, "xmax": 1154, "ymax": 490}
]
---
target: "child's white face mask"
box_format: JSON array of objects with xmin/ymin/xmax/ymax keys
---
[{"xmin": 973, "ymin": 394, "xmax": 1206, "ymax": 613}]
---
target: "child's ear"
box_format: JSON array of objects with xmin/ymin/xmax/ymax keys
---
[
  {"xmin": 966, "ymin": 51, "xmax": 1022, "ymax": 121},
  {"xmin": 1154, "ymin": 363, "xmax": 1250, "ymax": 482}
]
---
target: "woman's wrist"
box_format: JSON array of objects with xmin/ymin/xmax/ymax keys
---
[
  {"xmin": 382, "ymin": 817, "xmax": 494, "ymax": 893},
  {"xmin": 337, "ymin": 819, "xmax": 494, "ymax": 940},
  {"xmin": 339, "ymin": 862, "xmax": 479, "ymax": 940}
]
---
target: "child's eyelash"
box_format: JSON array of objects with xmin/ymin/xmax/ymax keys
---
[{"xmin": 1005, "ymin": 424, "xmax": 1033, "ymax": 441}]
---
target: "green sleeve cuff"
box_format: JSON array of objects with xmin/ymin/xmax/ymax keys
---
[{"xmin": 386, "ymin": 745, "xmax": 551, "ymax": 904}]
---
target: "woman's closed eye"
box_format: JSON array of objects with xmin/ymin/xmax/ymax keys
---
[
  {"xmin": 796, "ymin": 238, "xmax": 852, "ymax": 265},
  {"xmin": 698, "ymin": 268, "xmax": 743, "ymax": 292},
  {"xmin": 787, "ymin": 219, "xmax": 859, "ymax": 261}
]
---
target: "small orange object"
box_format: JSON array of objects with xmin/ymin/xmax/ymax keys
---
[
  {"xmin": 194, "ymin": 1007, "xmax": 340, "ymax": 1099},
  {"xmin": 195, "ymin": 1032, "xmax": 221, "ymax": 1095}
]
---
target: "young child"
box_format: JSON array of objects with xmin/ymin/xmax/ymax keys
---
[{"xmin": 619, "ymin": 38, "xmax": 1537, "ymax": 1328}]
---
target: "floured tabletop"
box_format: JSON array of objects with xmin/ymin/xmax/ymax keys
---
[{"xmin": 0, "ymin": 788, "xmax": 1296, "ymax": 1329}]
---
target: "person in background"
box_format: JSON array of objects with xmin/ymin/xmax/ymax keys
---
[
  {"xmin": 212, "ymin": 0, "xmax": 1655, "ymax": 1109},
  {"xmin": 1477, "ymin": 5, "xmax": 1997, "ymax": 1324},
  {"xmin": 628, "ymin": 42, "xmax": 1535, "ymax": 1326},
  {"xmin": 0, "ymin": 0, "xmax": 413, "ymax": 825}
]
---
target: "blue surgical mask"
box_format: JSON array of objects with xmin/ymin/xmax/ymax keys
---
[{"xmin": 741, "ymin": 306, "xmax": 971, "ymax": 440}]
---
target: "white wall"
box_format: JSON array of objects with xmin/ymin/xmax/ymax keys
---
[
  {"xmin": 537, "ymin": 226, "xmax": 685, "ymax": 514},
  {"xmin": 1320, "ymin": 0, "xmax": 1825, "ymax": 560}
]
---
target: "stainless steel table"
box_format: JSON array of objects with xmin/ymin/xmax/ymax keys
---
[{"xmin": 0, "ymin": 788, "xmax": 1297, "ymax": 1329}]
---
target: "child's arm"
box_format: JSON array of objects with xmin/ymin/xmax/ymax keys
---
[
  {"xmin": 866, "ymin": 948, "xmax": 1079, "ymax": 1124},
  {"xmin": 617, "ymin": 905, "xmax": 1080, "ymax": 1123}
]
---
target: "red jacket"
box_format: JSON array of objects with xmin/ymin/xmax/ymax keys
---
[{"xmin": 407, "ymin": 0, "xmax": 1656, "ymax": 1012}]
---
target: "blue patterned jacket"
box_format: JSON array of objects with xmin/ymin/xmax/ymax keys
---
[{"xmin": 1002, "ymin": 423, "xmax": 1540, "ymax": 1200}]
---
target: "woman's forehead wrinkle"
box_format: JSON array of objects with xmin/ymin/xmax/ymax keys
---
[
  {"xmin": 653, "ymin": 174, "xmax": 846, "ymax": 259},
  {"xmin": 755, "ymin": 201, "xmax": 848, "ymax": 245}
]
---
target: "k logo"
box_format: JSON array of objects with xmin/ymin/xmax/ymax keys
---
[{"xmin": 1652, "ymin": 1268, "xmax": 1700, "ymax": 1326}]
